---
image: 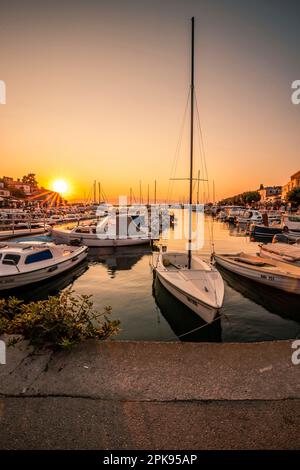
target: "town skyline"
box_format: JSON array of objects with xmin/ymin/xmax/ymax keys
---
[
  {"xmin": 1, "ymin": 170, "xmax": 299, "ymax": 206},
  {"xmin": 1, "ymin": 0, "xmax": 300, "ymax": 201}
]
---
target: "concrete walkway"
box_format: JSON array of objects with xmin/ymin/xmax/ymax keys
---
[{"xmin": 0, "ymin": 337, "xmax": 299, "ymax": 449}]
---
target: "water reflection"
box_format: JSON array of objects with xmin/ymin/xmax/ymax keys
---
[
  {"xmin": 6, "ymin": 216, "xmax": 298, "ymax": 342},
  {"xmin": 153, "ymin": 276, "xmax": 222, "ymax": 342},
  {"xmin": 218, "ymin": 265, "xmax": 300, "ymax": 324},
  {"xmin": 1, "ymin": 260, "xmax": 89, "ymax": 302},
  {"xmin": 228, "ymin": 223, "xmax": 249, "ymax": 237},
  {"xmin": 88, "ymin": 245, "xmax": 152, "ymax": 277}
]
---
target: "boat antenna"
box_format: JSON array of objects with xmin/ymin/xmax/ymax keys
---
[{"xmin": 188, "ymin": 16, "xmax": 195, "ymax": 270}]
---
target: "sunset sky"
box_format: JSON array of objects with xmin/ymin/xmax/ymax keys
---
[{"xmin": 0, "ymin": 0, "xmax": 300, "ymax": 202}]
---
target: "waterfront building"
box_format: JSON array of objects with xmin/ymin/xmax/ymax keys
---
[
  {"xmin": 282, "ymin": 170, "xmax": 300, "ymax": 199},
  {"xmin": 258, "ymin": 184, "xmax": 282, "ymax": 202}
]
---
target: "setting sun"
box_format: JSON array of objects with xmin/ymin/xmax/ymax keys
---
[{"xmin": 52, "ymin": 179, "xmax": 69, "ymax": 195}]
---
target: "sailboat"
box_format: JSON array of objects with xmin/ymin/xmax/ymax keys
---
[{"xmin": 153, "ymin": 17, "xmax": 224, "ymax": 324}]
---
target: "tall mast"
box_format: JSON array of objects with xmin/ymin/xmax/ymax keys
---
[
  {"xmin": 139, "ymin": 180, "xmax": 142, "ymax": 204},
  {"xmin": 154, "ymin": 180, "xmax": 157, "ymax": 205},
  {"xmin": 188, "ymin": 16, "xmax": 195, "ymax": 270},
  {"xmin": 93, "ymin": 180, "xmax": 96, "ymax": 204},
  {"xmin": 98, "ymin": 182, "xmax": 101, "ymax": 204},
  {"xmin": 197, "ymin": 169, "xmax": 200, "ymax": 205}
]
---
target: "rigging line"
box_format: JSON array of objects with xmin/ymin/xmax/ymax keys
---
[
  {"xmin": 168, "ymin": 114, "xmax": 188, "ymax": 204},
  {"xmin": 169, "ymin": 89, "xmax": 190, "ymax": 187},
  {"xmin": 132, "ymin": 190, "xmax": 137, "ymax": 204},
  {"xmin": 167, "ymin": 89, "xmax": 191, "ymax": 204},
  {"xmin": 102, "ymin": 187, "xmax": 109, "ymax": 203},
  {"xmin": 195, "ymin": 92, "xmax": 210, "ymax": 202},
  {"xmin": 194, "ymin": 92, "xmax": 217, "ymax": 269},
  {"xmin": 164, "ymin": 311, "xmax": 228, "ymax": 342}
]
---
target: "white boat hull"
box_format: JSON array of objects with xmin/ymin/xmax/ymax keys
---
[
  {"xmin": 154, "ymin": 252, "xmax": 224, "ymax": 324},
  {"xmin": 0, "ymin": 247, "xmax": 88, "ymax": 291},
  {"xmin": 156, "ymin": 270, "xmax": 220, "ymax": 323},
  {"xmin": 52, "ymin": 230, "xmax": 150, "ymax": 247},
  {"xmin": 0, "ymin": 227, "xmax": 49, "ymax": 240},
  {"xmin": 215, "ymin": 254, "xmax": 300, "ymax": 294}
]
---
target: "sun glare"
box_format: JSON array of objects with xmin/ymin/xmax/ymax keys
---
[{"xmin": 52, "ymin": 179, "xmax": 69, "ymax": 195}]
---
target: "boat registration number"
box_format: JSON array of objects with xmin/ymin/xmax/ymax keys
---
[{"xmin": 261, "ymin": 274, "xmax": 275, "ymax": 281}]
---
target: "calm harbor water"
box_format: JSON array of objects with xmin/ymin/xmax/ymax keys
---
[{"xmin": 7, "ymin": 215, "xmax": 300, "ymax": 343}]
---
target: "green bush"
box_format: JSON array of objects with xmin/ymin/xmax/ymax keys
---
[{"xmin": 0, "ymin": 289, "xmax": 120, "ymax": 350}]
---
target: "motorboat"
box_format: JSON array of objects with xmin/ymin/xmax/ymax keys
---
[
  {"xmin": 250, "ymin": 213, "xmax": 300, "ymax": 242},
  {"xmin": 214, "ymin": 252, "xmax": 300, "ymax": 294},
  {"xmin": 216, "ymin": 209, "xmax": 227, "ymax": 221},
  {"xmin": 0, "ymin": 241, "xmax": 88, "ymax": 291},
  {"xmin": 52, "ymin": 213, "xmax": 151, "ymax": 247},
  {"xmin": 235, "ymin": 209, "xmax": 263, "ymax": 225}
]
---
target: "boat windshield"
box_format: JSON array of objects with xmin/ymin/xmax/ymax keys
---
[
  {"xmin": 2, "ymin": 254, "xmax": 21, "ymax": 265},
  {"xmin": 25, "ymin": 250, "xmax": 53, "ymax": 264}
]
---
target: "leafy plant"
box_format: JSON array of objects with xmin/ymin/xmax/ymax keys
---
[
  {"xmin": 0, "ymin": 289, "xmax": 120, "ymax": 350},
  {"xmin": 287, "ymin": 187, "xmax": 300, "ymax": 207}
]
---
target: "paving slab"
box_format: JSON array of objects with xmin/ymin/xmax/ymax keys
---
[
  {"xmin": 0, "ymin": 397, "xmax": 299, "ymax": 449},
  {"xmin": 0, "ymin": 338, "xmax": 299, "ymax": 401}
]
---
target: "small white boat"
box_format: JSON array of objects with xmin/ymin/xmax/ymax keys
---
[
  {"xmin": 225, "ymin": 206, "xmax": 244, "ymax": 223},
  {"xmin": 216, "ymin": 210, "xmax": 227, "ymax": 221},
  {"xmin": 154, "ymin": 251, "xmax": 224, "ymax": 323},
  {"xmin": 47, "ymin": 215, "xmax": 65, "ymax": 225},
  {"xmin": 0, "ymin": 223, "xmax": 50, "ymax": 240},
  {"xmin": 153, "ymin": 18, "xmax": 225, "ymax": 324},
  {"xmin": 0, "ymin": 241, "xmax": 88, "ymax": 291},
  {"xmin": 236, "ymin": 210, "xmax": 263, "ymax": 225},
  {"xmin": 259, "ymin": 242, "xmax": 300, "ymax": 265},
  {"xmin": 52, "ymin": 214, "xmax": 150, "ymax": 247},
  {"xmin": 215, "ymin": 252, "xmax": 300, "ymax": 294},
  {"xmin": 282, "ymin": 214, "xmax": 300, "ymax": 236}
]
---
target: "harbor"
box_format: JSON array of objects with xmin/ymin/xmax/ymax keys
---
[{"xmin": 1, "ymin": 212, "xmax": 299, "ymax": 343}]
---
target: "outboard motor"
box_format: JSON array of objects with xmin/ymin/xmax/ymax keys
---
[{"xmin": 272, "ymin": 233, "xmax": 291, "ymax": 244}]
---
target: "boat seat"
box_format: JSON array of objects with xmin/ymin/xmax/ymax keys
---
[
  {"xmin": 162, "ymin": 258, "xmax": 188, "ymax": 269},
  {"xmin": 234, "ymin": 256, "xmax": 267, "ymax": 267}
]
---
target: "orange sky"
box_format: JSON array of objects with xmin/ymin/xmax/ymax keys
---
[{"xmin": 0, "ymin": 0, "xmax": 300, "ymax": 202}]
